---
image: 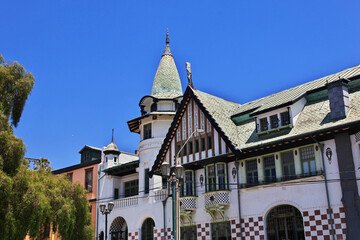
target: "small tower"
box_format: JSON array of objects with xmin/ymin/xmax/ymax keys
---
[
  {"xmin": 127, "ymin": 30, "xmax": 183, "ymax": 197},
  {"xmin": 103, "ymin": 129, "xmax": 121, "ymax": 168}
]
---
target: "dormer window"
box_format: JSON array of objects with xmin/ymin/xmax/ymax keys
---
[
  {"xmin": 259, "ymin": 118, "xmax": 268, "ymax": 131},
  {"xmin": 280, "ymin": 111, "xmax": 290, "ymax": 126},
  {"xmin": 257, "ymin": 110, "xmax": 292, "ymax": 135}
]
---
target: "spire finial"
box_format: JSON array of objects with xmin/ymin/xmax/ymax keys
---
[
  {"xmin": 166, "ymin": 29, "xmax": 170, "ymax": 44},
  {"xmin": 112, "ymin": 129, "xmax": 114, "ymax": 142},
  {"xmin": 163, "ymin": 29, "xmax": 172, "ymax": 56}
]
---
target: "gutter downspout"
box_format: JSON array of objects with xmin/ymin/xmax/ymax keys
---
[
  {"xmin": 234, "ymin": 160, "xmax": 243, "ymax": 240},
  {"xmin": 310, "ymin": 136, "xmax": 336, "ymax": 240}
]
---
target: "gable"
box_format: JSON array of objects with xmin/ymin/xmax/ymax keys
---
[{"xmin": 151, "ymin": 87, "xmax": 237, "ymax": 175}]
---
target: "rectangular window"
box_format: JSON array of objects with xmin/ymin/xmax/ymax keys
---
[
  {"xmin": 207, "ymin": 135, "xmax": 212, "ymax": 149},
  {"xmin": 67, "ymin": 173, "xmax": 73, "ymax": 182},
  {"xmin": 114, "ymin": 156, "xmax": 118, "ymax": 164},
  {"xmin": 114, "ymin": 188, "xmax": 119, "ymax": 199},
  {"xmin": 182, "ymin": 144, "xmax": 187, "ymax": 156},
  {"xmin": 207, "ymin": 165, "xmax": 216, "ymax": 192},
  {"xmin": 246, "ymin": 159, "xmax": 258, "ymax": 185},
  {"xmin": 85, "ymin": 168, "xmax": 93, "ymax": 192},
  {"xmin": 281, "ymin": 150, "xmax": 295, "ymax": 179},
  {"xmin": 194, "ymin": 139, "xmax": 199, "ymax": 153},
  {"xmin": 206, "ymin": 163, "xmax": 228, "ymax": 192},
  {"xmin": 183, "ymin": 170, "xmax": 195, "ymax": 196},
  {"xmin": 300, "ymin": 146, "xmax": 316, "ymax": 175},
  {"xmin": 216, "ymin": 163, "xmax": 226, "ymax": 190},
  {"xmin": 259, "ymin": 117, "xmax": 268, "ymax": 131},
  {"xmin": 264, "ymin": 155, "xmax": 276, "ymax": 183},
  {"xmin": 270, "ymin": 114, "xmax": 279, "ymax": 129},
  {"xmin": 143, "ymin": 123, "xmax": 152, "ymax": 140},
  {"xmin": 124, "ymin": 180, "xmax": 139, "ymax": 197},
  {"xmin": 201, "ymin": 137, "xmax": 206, "ymax": 151},
  {"xmin": 188, "ymin": 141, "xmax": 193, "ymax": 155},
  {"xmin": 211, "ymin": 221, "xmax": 231, "ymax": 240},
  {"xmin": 144, "ymin": 169, "xmax": 149, "ymax": 194},
  {"xmin": 180, "ymin": 225, "xmax": 197, "ymax": 240},
  {"xmin": 281, "ymin": 111, "xmax": 290, "ymax": 126}
]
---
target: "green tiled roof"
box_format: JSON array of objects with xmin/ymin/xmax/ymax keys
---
[
  {"xmin": 151, "ymin": 55, "xmax": 182, "ymax": 98},
  {"xmin": 151, "ymin": 32, "xmax": 182, "ymax": 98},
  {"xmin": 192, "ymin": 64, "xmax": 360, "ymax": 151},
  {"xmin": 233, "ymin": 64, "xmax": 360, "ymax": 116}
]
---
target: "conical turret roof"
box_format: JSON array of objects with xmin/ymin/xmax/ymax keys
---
[{"xmin": 151, "ymin": 30, "xmax": 182, "ymax": 98}]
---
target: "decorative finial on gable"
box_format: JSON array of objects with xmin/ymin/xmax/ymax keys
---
[{"xmin": 186, "ymin": 62, "xmax": 194, "ymax": 88}]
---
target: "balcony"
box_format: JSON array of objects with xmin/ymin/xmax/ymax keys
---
[
  {"xmin": 203, "ymin": 190, "xmax": 231, "ymax": 208},
  {"xmin": 240, "ymin": 170, "xmax": 324, "ymax": 189},
  {"xmin": 113, "ymin": 196, "xmax": 138, "ymax": 209},
  {"xmin": 180, "ymin": 196, "xmax": 197, "ymax": 211},
  {"xmin": 154, "ymin": 189, "xmax": 168, "ymax": 202}
]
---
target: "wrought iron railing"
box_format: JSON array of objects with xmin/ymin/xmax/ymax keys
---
[{"xmin": 239, "ymin": 170, "xmax": 323, "ymax": 189}]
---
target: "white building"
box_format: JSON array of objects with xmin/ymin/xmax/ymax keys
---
[{"xmin": 97, "ymin": 32, "xmax": 360, "ymax": 240}]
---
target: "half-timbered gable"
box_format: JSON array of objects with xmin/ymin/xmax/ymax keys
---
[{"xmin": 151, "ymin": 86, "xmax": 241, "ymax": 173}]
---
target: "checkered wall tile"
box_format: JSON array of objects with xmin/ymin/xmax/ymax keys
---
[
  {"xmin": 197, "ymin": 223, "xmax": 211, "ymax": 240},
  {"xmin": 303, "ymin": 207, "xmax": 346, "ymax": 240},
  {"xmin": 154, "ymin": 228, "xmax": 174, "ymax": 240},
  {"xmin": 128, "ymin": 231, "xmax": 138, "ymax": 240},
  {"xmin": 230, "ymin": 217, "xmax": 265, "ymax": 240}
]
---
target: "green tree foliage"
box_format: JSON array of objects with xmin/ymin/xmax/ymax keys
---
[{"xmin": 0, "ymin": 55, "xmax": 93, "ymax": 240}]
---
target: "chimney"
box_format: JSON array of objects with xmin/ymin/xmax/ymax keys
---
[{"xmin": 327, "ymin": 78, "xmax": 350, "ymax": 120}]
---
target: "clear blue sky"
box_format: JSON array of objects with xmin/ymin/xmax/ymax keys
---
[{"xmin": 1, "ymin": 1, "xmax": 360, "ymax": 170}]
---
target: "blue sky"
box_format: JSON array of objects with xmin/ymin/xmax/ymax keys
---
[{"xmin": 1, "ymin": 1, "xmax": 360, "ymax": 170}]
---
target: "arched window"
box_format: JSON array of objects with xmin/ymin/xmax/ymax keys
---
[
  {"xmin": 266, "ymin": 205, "xmax": 305, "ymax": 240},
  {"xmin": 141, "ymin": 218, "xmax": 155, "ymax": 240},
  {"xmin": 110, "ymin": 217, "xmax": 128, "ymax": 240}
]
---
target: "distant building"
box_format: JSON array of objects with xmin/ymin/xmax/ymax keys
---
[
  {"xmin": 52, "ymin": 145, "xmax": 102, "ymax": 238},
  {"xmin": 98, "ymin": 32, "xmax": 360, "ymax": 240}
]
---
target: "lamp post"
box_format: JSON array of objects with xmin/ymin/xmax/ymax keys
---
[
  {"xmin": 161, "ymin": 129, "xmax": 204, "ymax": 240},
  {"xmin": 99, "ymin": 202, "xmax": 114, "ymax": 240}
]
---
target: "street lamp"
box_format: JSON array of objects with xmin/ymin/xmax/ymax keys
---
[
  {"xmin": 161, "ymin": 128, "xmax": 204, "ymax": 240},
  {"xmin": 100, "ymin": 202, "xmax": 114, "ymax": 240}
]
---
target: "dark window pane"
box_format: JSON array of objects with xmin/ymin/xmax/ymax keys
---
[
  {"xmin": 143, "ymin": 123, "xmax": 152, "ymax": 140},
  {"xmin": 270, "ymin": 115, "xmax": 279, "ymax": 129},
  {"xmin": 195, "ymin": 139, "xmax": 199, "ymax": 153},
  {"xmin": 280, "ymin": 111, "xmax": 290, "ymax": 126},
  {"xmin": 260, "ymin": 118, "xmax": 268, "ymax": 131},
  {"xmin": 188, "ymin": 141, "xmax": 193, "ymax": 155},
  {"xmin": 145, "ymin": 169, "xmax": 149, "ymax": 194},
  {"xmin": 207, "ymin": 135, "xmax": 212, "ymax": 149}
]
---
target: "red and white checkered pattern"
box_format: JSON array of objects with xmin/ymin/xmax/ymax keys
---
[
  {"xmin": 197, "ymin": 223, "xmax": 211, "ymax": 240},
  {"xmin": 230, "ymin": 217, "xmax": 265, "ymax": 240},
  {"xmin": 303, "ymin": 207, "xmax": 346, "ymax": 240},
  {"xmin": 128, "ymin": 231, "xmax": 139, "ymax": 240},
  {"xmin": 154, "ymin": 228, "xmax": 173, "ymax": 240}
]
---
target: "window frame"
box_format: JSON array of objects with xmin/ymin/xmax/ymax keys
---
[
  {"xmin": 300, "ymin": 146, "xmax": 316, "ymax": 175},
  {"xmin": 259, "ymin": 117, "xmax": 269, "ymax": 131},
  {"xmin": 263, "ymin": 155, "xmax": 276, "ymax": 183},
  {"xmin": 143, "ymin": 123, "xmax": 152, "ymax": 140},
  {"xmin": 144, "ymin": 169, "xmax": 150, "ymax": 194},
  {"xmin": 246, "ymin": 159, "xmax": 258, "ymax": 185},
  {"xmin": 281, "ymin": 150, "xmax": 296, "ymax": 180},
  {"xmin": 183, "ymin": 170, "xmax": 195, "ymax": 197},
  {"xmin": 124, "ymin": 179, "xmax": 139, "ymax": 197},
  {"xmin": 206, "ymin": 162, "xmax": 228, "ymax": 192},
  {"xmin": 85, "ymin": 168, "xmax": 93, "ymax": 192}
]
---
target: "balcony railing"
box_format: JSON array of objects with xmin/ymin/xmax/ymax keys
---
[
  {"xmin": 180, "ymin": 196, "xmax": 197, "ymax": 210},
  {"xmin": 240, "ymin": 170, "xmax": 324, "ymax": 189},
  {"xmin": 113, "ymin": 195, "xmax": 138, "ymax": 209},
  {"xmin": 203, "ymin": 190, "xmax": 231, "ymax": 208},
  {"xmin": 154, "ymin": 189, "xmax": 168, "ymax": 202}
]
